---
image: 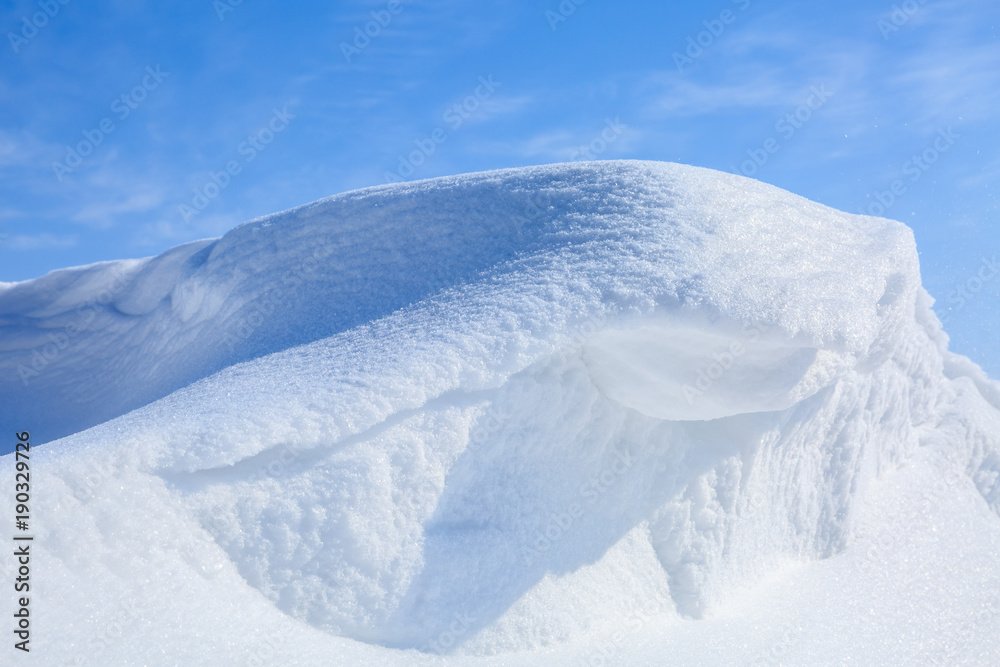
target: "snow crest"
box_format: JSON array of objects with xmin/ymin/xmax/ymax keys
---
[{"xmin": 3, "ymin": 161, "xmax": 1000, "ymax": 664}]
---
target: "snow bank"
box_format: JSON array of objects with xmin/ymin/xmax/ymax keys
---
[{"xmin": 2, "ymin": 161, "xmax": 999, "ymax": 664}]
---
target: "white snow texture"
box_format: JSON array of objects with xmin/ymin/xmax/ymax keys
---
[{"xmin": 2, "ymin": 160, "xmax": 999, "ymax": 665}]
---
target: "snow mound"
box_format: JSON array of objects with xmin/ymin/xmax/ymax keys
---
[{"xmin": 3, "ymin": 161, "xmax": 1000, "ymax": 664}]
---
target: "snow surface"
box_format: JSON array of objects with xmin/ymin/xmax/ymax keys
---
[{"xmin": 2, "ymin": 160, "xmax": 1000, "ymax": 665}]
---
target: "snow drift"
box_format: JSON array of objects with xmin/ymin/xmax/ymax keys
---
[{"xmin": 2, "ymin": 161, "xmax": 1000, "ymax": 664}]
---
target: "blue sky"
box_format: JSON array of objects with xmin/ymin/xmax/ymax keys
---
[{"xmin": 1, "ymin": 0, "xmax": 998, "ymax": 375}]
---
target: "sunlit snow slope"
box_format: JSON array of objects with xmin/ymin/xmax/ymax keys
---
[{"xmin": 2, "ymin": 161, "xmax": 1000, "ymax": 665}]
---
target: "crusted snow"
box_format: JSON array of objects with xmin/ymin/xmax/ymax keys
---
[{"xmin": 1, "ymin": 160, "xmax": 999, "ymax": 665}]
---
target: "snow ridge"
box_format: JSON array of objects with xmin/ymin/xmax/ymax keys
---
[{"xmin": 3, "ymin": 161, "xmax": 999, "ymax": 664}]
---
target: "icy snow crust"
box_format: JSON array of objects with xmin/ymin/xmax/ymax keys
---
[{"xmin": 3, "ymin": 161, "xmax": 1000, "ymax": 664}]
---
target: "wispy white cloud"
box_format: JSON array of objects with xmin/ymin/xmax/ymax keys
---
[
  {"xmin": 640, "ymin": 10, "xmax": 872, "ymax": 120},
  {"xmin": 635, "ymin": 0, "xmax": 998, "ymax": 148},
  {"xmin": 887, "ymin": 46, "xmax": 1000, "ymax": 128},
  {"xmin": 133, "ymin": 211, "xmax": 239, "ymax": 247},
  {"xmin": 3, "ymin": 233, "xmax": 78, "ymax": 251},
  {"xmin": 460, "ymin": 95, "xmax": 534, "ymax": 123},
  {"xmin": 497, "ymin": 130, "xmax": 577, "ymax": 159},
  {"xmin": 70, "ymin": 188, "xmax": 168, "ymax": 228},
  {"xmin": 956, "ymin": 155, "xmax": 1000, "ymax": 190},
  {"xmin": 476, "ymin": 119, "xmax": 638, "ymax": 163},
  {"xmin": 643, "ymin": 76, "xmax": 804, "ymax": 117},
  {"xmin": 0, "ymin": 130, "xmax": 55, "ymax": 170}
]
